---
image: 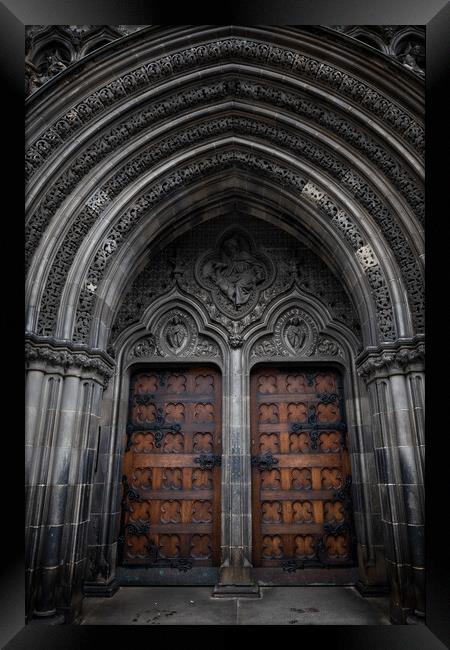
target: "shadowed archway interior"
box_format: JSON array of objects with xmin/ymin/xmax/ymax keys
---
[{"xmin": 25, "ymin": 25, "xmax": 424, "ymax": 625}]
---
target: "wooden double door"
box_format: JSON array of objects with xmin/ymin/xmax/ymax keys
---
[
  {"xmin": 120, "ymin": 366, "xmax": 222, "ymax": 571},
  {"xmin": 120, "ymin": 364, "xmax": 354, "ymax": 579},
  {"xmin": 250, "ymin": 366, "xmax": 355, "ymax": 572}
]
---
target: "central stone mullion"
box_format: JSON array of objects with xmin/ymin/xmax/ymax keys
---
[{"xmin": 214, "ymin": 346, "xmax": 259, "ymax": 596}]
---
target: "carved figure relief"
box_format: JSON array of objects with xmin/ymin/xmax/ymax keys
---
[
  {"xmin": 196, "ymin": 228, "xmax": 274, "ymax": 319},
  {"xmin": 129, "ymin": 335, "xmax": 160, "ymax": 359},
  {"xmin": 155, "ymin": 309, "xmax": 196, "ymax": 357},
  {"xmin": 113, "ymin": 218, "xmax": 361, "ymax": 354},
  {"xmin": 251, "ymin": 315, "xmax": 346, "ymax": 362},
  {"xmin": 399, "ymin": 41, "xmax": 425, "ymax": 76},
  {"xmin": 251, "ymin": 307, "xmax": 318, "ymax": 360},
  {"xmin": 284, "ymin": 316, "xmax": 307, "ymax": 352},
  {"xmin": 164, "ymin": 315, "xmax": 188, "ymax": 352}
]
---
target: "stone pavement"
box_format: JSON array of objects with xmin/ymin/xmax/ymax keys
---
[{"xmin": 79, "ymin": 586, "xmax": 391, "ymax": 625}]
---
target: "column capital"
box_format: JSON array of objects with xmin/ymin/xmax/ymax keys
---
[
  {"xmin": 356, "ymin": 335, "xmax": 425, "ymax": 381},
  {"xmin": 25, "ymin": 332, "xmax": 115, "ymax": 387}
]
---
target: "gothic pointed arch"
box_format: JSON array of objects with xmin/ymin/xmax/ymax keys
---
[{"xmin": 25, "ymin": 25, "xmax": 425, "ymax": 626}]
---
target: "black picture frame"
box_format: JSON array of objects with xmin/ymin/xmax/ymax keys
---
[{"xmin": 2, "ymin": 0, "xmax": 449, "ymax": 647}]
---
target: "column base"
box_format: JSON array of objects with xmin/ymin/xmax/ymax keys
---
[
  {"xmin": 83, "ymin": 579, "xmax": 120, "ymax": 597},
  {"xmin": 212, "ymin": 583, "xmax": 260, "ymax": 598},
  {"xmin": 406, "ymin": 610, "xmax": 426, "ymax": 625},
  {"xmin": 355, "ymin": 580, "xmax": 390, "ymax": 596},
  {"xmin": 29, "ymin": 613, "xmax": 66, "ymax": 625},
  {"xmin": 212, "ymin": 566, "xmax": 260, "ymax": 598}
]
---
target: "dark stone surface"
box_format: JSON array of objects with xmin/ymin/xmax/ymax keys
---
[
  {"xmin": 78, "ymin": 586, "xmax": 390, "ymax": 625},
  {"xmin": 397, "ymin": 445, "xmax": 421, "ymax": 485}
]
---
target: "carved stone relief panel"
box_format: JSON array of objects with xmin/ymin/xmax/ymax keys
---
[
  {"xmin": 250, "ymin": 308, "xmax": 345, "ymax": 362},
  {"xmin": 276, "ymin": 308, "xmax": 318, "ymax": 356},
  {"xmin": 195, "ymin": 229, "xmax": 275, "ymax": 319},
  {"xmin": 128, "ymin": 334, "xmax": 161, "ymax": 359},
  {"xmin": 111, "ymin": 216, "xmax": 361, "ymax": 355},
  {"xmin": 156, "ymin": 309, "xmax": 197, "ymax": 357},
  {"xmin": 126, "ymin": 310, "xmax": 221, "ymax": 362}
]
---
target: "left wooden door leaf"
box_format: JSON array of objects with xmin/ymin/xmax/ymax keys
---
[{"xmin": 120, "ymin": 367, "xmax": 222, "ymax": 570}]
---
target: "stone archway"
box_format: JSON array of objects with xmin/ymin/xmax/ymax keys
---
[{"xmin": 25, "ymin": 25, "xmax": 424, "ymax": 625}]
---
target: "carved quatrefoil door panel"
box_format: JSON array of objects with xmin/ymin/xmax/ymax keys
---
[
  {"xmin": 251, "ymin": 367, "xmax": 355, "ymax": 574},
  {"xmin": 120, "ymin": 366, "xmax": 221, "ymax": 573}
]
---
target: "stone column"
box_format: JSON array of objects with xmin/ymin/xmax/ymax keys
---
[
  {"xmin": 25, "ymin": 334, "xmax": 114, "ymax": 623},
  {"xmin": 357, "ymin": 336, "xmax": 425, "ymax": 624},
  {"xmin": 348, "ymin": 374, "xmax": 389, "ymax": 596},
  {"xmin": 82, "ymin": 369, "xmax": 123, "ymax": 597},
  {"xmin": 213, "ymin": 344, "xmax": 259, "ymax": 596}
]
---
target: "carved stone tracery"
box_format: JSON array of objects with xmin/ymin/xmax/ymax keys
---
[
  {"xmin": 126, "ymin": 309, "xmax": 221, "ymax": 362},
  {"xmin": 26, "ymin": 85, "xmax": 423, "ymax": 268},
  {"xmin": 67, "ymin": 151, "xmax": 398, "ymax": 344},
  {"xmin": 249, "ymin": 307, "xmax": 346, "ymax": 361},
  {"xmin": 25, "ymin": 33, "xmax": 424, "ymax": 183},
  {"xmin": 28, "ymin": 92, "xmax": 424, "ymax": 344},
  {"xmin": 111, "ymin": 219, "xmax": 361, "ymax": 361}
]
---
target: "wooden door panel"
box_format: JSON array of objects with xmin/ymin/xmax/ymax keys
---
[
  {"xmin": 251, "ymin": 367, "xmax": 355, "ymax": 570},
  {"xmin": 120, "ymin": 366, "xmax": 221, "ymax": 570}
]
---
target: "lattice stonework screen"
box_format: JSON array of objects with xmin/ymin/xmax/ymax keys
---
[
  {"xmin": 120, "ymin": 367, "xmax": 222, "ymax": 570},
  {"xmin": 251, "ymin": 367, "xmax": 355, "ymax": 570}
]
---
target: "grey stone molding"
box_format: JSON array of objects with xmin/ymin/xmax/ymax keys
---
[
  {"xmin": 25, "ymin": 332, "xmax": 115, "ymax": 386},
  {"xmin": 24, "ymin": 26, "xmax": 424, "ymax": 361},
  {"xmin": 25, "ymin": 29, "xmax": 424, "ymax": 177},
  {"xmin": 68, "ymin": 151, "xmax": 398, "ymax": 345},
  {"xmin": 356, "ymin": 335, "xmax": 425, "ymax": 380},
  {"xmin": 25, "ymin": 25, "xmax": 425, "ymax": 101},
  {"xmin": 25, "ymin": 86, "xmax": 423, "ymax": 247},
  {"xmin": 28, "ymin": 110, "xmax": 423, "ymax": 341},
  {"xmin": 124, "ymin": 320, "xmax": 222, "ymax": 365}
]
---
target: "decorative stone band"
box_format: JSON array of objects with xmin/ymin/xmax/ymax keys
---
[
  {"xmin": 69, "ymin": 150, "xmax": 397, "ymax": 345},
  {"xmin": 356, "ymin": 335, "xmax": 424, "ymax": 380},
  {"xmin": 25, "ymin": 35, "xmax": 424, "ymax": 180},
  {"xmin": 25, "ymin": 332, "xmax": 115, "ymax": 387},
  {"xmin": 26, "ymin": 85, "xmax": 423, "ymax": 263}
]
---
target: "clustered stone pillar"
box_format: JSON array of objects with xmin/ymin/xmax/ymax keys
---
[
  {"xmin": 213, "ymin": 345, "xmax": 259, "ymax": 596},
  {"xmin": 357, "ymin": 336, "xmax": 425, "ymax": 624},
  {"xmin": 82, "ymin": 369, "xmax": 124, "ymax": 598},
  {"xmin": 25, "ymin": 334, "xmax": 114, "ymax": 623},
  {"xmin": 348, "ymin": 373, "xmax": 389, "ymax": 597}
]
